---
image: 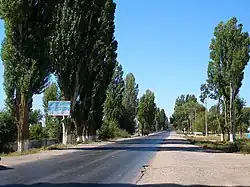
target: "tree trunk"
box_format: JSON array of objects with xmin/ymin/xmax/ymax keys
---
[
  {"xmin": 82, "ymin": 123, "xmax": 88, "ymax": 142},
  {"xmin": 188, "ymin": 118, "xmax": 191, "ymax": 134},
  {"xmin": 240, "ymin": 124, "xmax": 243, "ymax": 138},
  {"xmin": 88, "ymin": 121, "xmax": 96, "ymax": 141},
  {"xmin": 62, "ymin": 117, "xmax": 72, "ymax": 144},
  {"xmin": 18, "ymin": 94, "xmax": 30, "ymax": 152},
  {"xmin": 223, "ymin": 98, "xmax": 232, "ymax": 142},
  {"xmin": 220, "ymin": 132, "xmax": 225, "ymax": 141},
  {"xmin": 224, "ymin": 99, "xmax": 228, "ymax": 134},
  {"xmin": 74, "ymin": 119, "xmax": 83, "ymax": 143},
  {"xmin": 216, "ymin": 100, "xmax": 224, "ymax": 141},
  {"xmin": 229, "ymin": 86, "xmax": 236, "ymax": 143},
  {"xmin": 62, "ymin": 122, "xmax": 69, "ymax": 145},
  {"xmin": 227, "ymin": 128, "xmax": 230, "ymax": 141}
]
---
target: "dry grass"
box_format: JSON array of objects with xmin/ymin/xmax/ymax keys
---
[
  {"xmin": 1, "ymin": 144, "xmax": 72, "ymax": 157},
  {"xmin": 1, "ymin": 148, "xmax": 43, "ymax": 157},
  {"xmin": 187, "ymin": 134, "xmax": 221, "ymax": 141},
  {"xmin": 187, "ymin": 135, "xmax": 250, "ymax": 154}
]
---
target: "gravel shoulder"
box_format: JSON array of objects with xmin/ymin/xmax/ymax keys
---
[{"xmin": 137, "ymin": 132, "xmax": 250, "ymax": 187}]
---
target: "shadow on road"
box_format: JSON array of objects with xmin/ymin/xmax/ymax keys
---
[
  {"xmin": 51, "ymin": 145, "xmax": 222, "ymax": 153},
  {"xmin": 113, "ymin": 139, "xmax": 167, "ymax": 145},
  {"xmin": 0, "ymin": 183, "xmax": 246, "ymax": 187},
  {"xmin": 0, "ymin": 165, "xmax": 13, "ymax": 171},
  {"xmin": 106, "ymin": 139, "xmax": 191, "ymax": 145},
  {"xmin": 160, "ymin": 139, "xmax": 191, "ymax": 145}
]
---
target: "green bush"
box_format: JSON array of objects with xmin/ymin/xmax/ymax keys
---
[
  {"xmin": 98, "ymin": 120, "xmax": 130, "ymax": 140},
  {"xmin": 241, "ymin": 142, "xmax": 250, "ymax": 153},
  {"xmin": 45, "ymin": 117, "xmax": 61, "ymax": 141},
  {"xmin": 115, "ymin": 128, "xmax": 131, "ymax": 138},
  {"xmin": 0, "ymin": 111, "xmax": 17, "ymax": 153},
  {"xmin": 98, "ymin": 121, "xmax": 117, "ymax": 140},
  {"xmin": 0, "ymin": 111, "xmax": 16, "ymax": 143},
  {"xmin": 29, "ymin": 123, "xmax": 45, "ymax": 140}
]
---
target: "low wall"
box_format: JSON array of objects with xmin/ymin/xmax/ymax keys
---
[{"xmin": 1, "ymin": 139, "xmax": 58, "ymax": 153}]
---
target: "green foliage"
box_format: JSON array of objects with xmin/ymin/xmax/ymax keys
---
[
  {"xmin": 49, "ymin": 0, "xmax": 99, "ymax": 103},
  {"xmin": 206, "ymin": 17, "xmax": 250, "ymax": 100},
  {"xmin": 86, "ymin": 0, "xmax": 118, "ymax": 137},
  {"xmin": 42, "ymin": 83, "xmax": 61, "ymax": 140},
  {"xmin": 241, "ymin": 107, "xmax": 250, "ymax": 132},
  {"xmin": 234, "ymin": 96, "xmax": 246, "ymax": 132},
  {"xmin": 43, "ymin": 83, "xmax": 61, "ymax": 114},
  {"xmin": 137, "ymin": 90, "xmax": 157, "ymax": 133},
  {"xmin": 98, "ymin": 120, "xmax": 129, "ymax": 140},
  {"xmin": 50, "ymin": 0, "xmax": 118, "ymax": 139},
  {"xmin": 115, "ymin": 128, "xmax": 131, "ymax": 138},
  {"xmin": 45, "ymin": 117, "xmax": 61, "ymax": 140},
  {"xmin": 172, "ymin": 94, "xmax": 203, "ymax": 132},
  {"xmin": 193, "ymin": 112, "xmax": 205, "ymax": 132},
  {"xmin": 0, "ymin": 111, "xmax": 16, "ymax": 151},
  {"xmin": 155, "ymin": 108, "xmax": 168, "ymax": 131},
  {"xmin": 189, "ymin": 137, "xmax": 250, "ymax": 154},
  {"xmin": 29, "ymin": 124, "xmax": 45, "ymax": 140},
  {"xmin": 204, "ymin": 17, "xmax": 250, "ymax": 141},
  {"xmin": 98, "ymin": 121, "xmax": 118, "ymax": 140},
  {"xmin": 0, "ymin": 0, "xmax": 57, "ymax": 151},
  {"xmin": 241, "ymin": 141, "xmax": 250, "ymax": 153},
  {"xmin": 119, "ymin": 108, "xmax": 134, "ymax": 134},
  {"xmin": 155, "ymin": 108, "xmax": 161, "ymax": 131},
  {"xmin": 29, "ymin": 109, "xmax": 43, "ymax": 125},
  {"xmin": 207, "ymin": 105, "xmax": 222, "ymax": 133},
  {"xmin": 103, "ymin": 62, "xmax": 124, "ymax": 126},
  {"xmin": 121, "ymin": 73, "xmax": 139, "ymax": 133}
]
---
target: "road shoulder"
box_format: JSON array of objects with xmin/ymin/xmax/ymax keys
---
[{"xmin": 137, "ymin": 131, "xmax": 250, "ymax": 186}]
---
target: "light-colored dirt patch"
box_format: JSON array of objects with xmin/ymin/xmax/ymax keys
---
[{"xmin": 137, "ymin": 132, "xmax": 250, "ymax": 186}]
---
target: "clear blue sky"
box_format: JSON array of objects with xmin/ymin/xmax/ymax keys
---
[{"xmin": 0, "ymin": 1, "xmax": 250, "ymax": 117}]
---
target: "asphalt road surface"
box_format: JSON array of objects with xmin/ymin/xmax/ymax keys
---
[{"xmin": 0, "ymin": 131, "xmax": 169, "ymax": 187}]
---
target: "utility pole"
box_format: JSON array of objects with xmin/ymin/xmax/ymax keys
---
[
  {"xmin": 205, "ymin": 97, "xmax": 208, "ymax": 136},
  {"xmin": 194, "ymin": 108, "xmax": 196, "ymax": 131},
  {"xmin": 190, "ymin": 108, "xmax": 196, "ymax": 134}
]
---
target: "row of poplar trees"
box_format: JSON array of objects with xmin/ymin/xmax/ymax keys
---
[
  {"xmin": 200, "ymin": 17, "xmax": 250, "ymax": 142},
  {"xmin": 0, "ymin": 0, "xmax": 118, "ymax": 152}
]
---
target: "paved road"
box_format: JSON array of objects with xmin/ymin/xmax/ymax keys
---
[{"xmin": 0, "ymin": 132, "xmax": 169, "ymax": 187}]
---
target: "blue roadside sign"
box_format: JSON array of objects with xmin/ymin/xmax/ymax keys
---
[
  {"xmin": 48, "ymin": 101, "xmax": 71, "ymax": 116},
  {"xmin": 247, "ymin": 133, "xmax": 250, "ymax": 139}
]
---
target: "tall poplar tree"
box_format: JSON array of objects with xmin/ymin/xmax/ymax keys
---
[{"xmin": 0, "ymin": 1, "xmax": 56, "ymax": 151}]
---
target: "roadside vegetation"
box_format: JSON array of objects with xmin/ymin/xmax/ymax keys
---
[
  {"xmin": 1, "ymin": 143, "xmax": 73, "ymax": 157},
  {"xmin": 0, "ymin": 0, "xmax": 168, "ymax": 154},
  {"xmin": 187, "ymin": 136, "xmax": 250, "ymax": 154},
  {"xmin": 171, "ymin": 17, "xmax": 250, "ymax": 154}
]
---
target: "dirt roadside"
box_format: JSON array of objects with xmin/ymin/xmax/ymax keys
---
[{"xmin": 137, "ymin": 132, "xmax": 250, "ymax": 186}]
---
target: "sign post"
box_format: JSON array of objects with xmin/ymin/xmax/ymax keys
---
[
  {"xmin": 247, "ymin": 127, "xmax": 250, "ymax": 139},
  {"xmin": 48, "ymin": 101, "xmax": 71, "ymax": 144}
]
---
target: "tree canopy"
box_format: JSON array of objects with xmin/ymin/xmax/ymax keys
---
[
  {"xmin": 137, "ymin": 90, "xmax": 157, "ymax": 134},
  {"xmin": 202, "ymin": 17, "xmax": 250, "ymax": 142},
  {"xmin": 0, "ymin": 0, "xmax": 56, "ymax": 151}
]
